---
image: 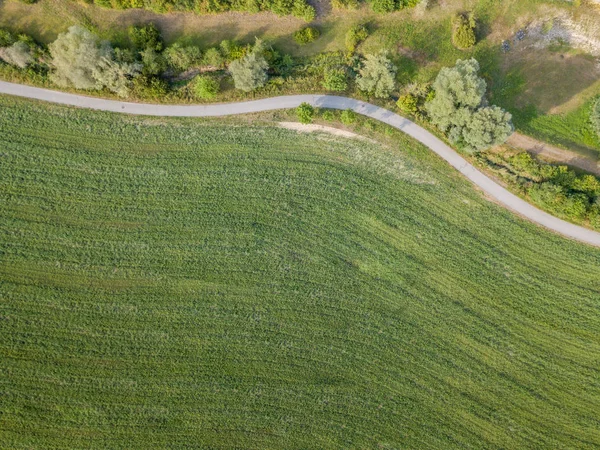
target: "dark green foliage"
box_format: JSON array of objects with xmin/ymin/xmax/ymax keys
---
[
  {"xmin": 140, "ymin": 48, "xmax": 166, "ymax": 76},
  {"xmin": 0, "ymin": 29, "xmax": 16, "ymax": 47},
  {"xmin": 1, "ymin": 97, "xmax": 600, "ymax": 449},
  {"xmin": 129, "ymin": 23, "xmax": 163, "ymax": 52},
  {"xmin": 345, "ymin": 24, "xmax": 369, "ymax": 52},
  {"xmin": 193, "ymin": 75, "xmax": 220, "ymax": 99},
  {"xmin": 322, "ymin": 68, "xmax": 347, "ymax": 91},
  {"xmin": 293, "ymin": 27, "xmax": 320, "ymax": 45},
  {"xmin": 452, "ymin": 12, "xmax": 477, "ymax": 50},
  {"xmin": 296, "ymin": 101, "xmax": 314, "ymax": 123},
  {"xmin": 529, "ymin": 183, "xmax": 589, "ymax": 220}
]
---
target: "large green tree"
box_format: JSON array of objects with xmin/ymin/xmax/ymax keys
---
[{"xmin": 425, "ymin": 58, "xmax": 512, "ymax": 152}]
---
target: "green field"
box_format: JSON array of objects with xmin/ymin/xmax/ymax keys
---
[{"xmin": 1, "ymin": 95, "xmax": 600, "ymax": 449}]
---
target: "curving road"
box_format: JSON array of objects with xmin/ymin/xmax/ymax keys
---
[{"xmin": 1, "ymin": 80, "xmax": 600, "ymax": 248}]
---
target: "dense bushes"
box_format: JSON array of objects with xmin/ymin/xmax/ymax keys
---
[
  {"xmin": 293, "ymin": 27, "xmax": 320, "ymax": 45},
  {"xmin": 452, "ymin": 12, "xmax": 477, "ymax": 50},
  {"xmin": 322, "ymin": 68, "xmax": 347, "ymax": 91},
  {"xmin": 369, "ymin": 0, "xmax": 419, "ymax": 13},
  {"xmin": 93, "ymin": 0, "xmax": 316, "ymax": 21},
  {"xmin": 478, "ymin": 151, "xmax": 600, "ymax": 227}
]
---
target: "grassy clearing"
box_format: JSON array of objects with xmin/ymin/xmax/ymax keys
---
[{"xmin": 1, "ymin": 95, "xmax": 600, "ymax": 448}]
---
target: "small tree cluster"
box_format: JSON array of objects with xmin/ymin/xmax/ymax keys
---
[
  {"xmin": 293, "ymin": 27, "xmax": 320, "ymax": 45},
  {"xmin": 345, "ymin": 24, "xmax": 369, "ymax": 53},
  {"xmin": 452, "ymin": 12, "xmax": 477, "ymax": 50},
  {"xmin": 425, "ymin": 58, "xmax": 512, "ymax": 152},
  {"xmin": 356, "ymin": 53, "xmax": 396, "ymax": 98},
  {"xmin": 129, "ymin": 23, "xmax": 163, "ymax": 52}
]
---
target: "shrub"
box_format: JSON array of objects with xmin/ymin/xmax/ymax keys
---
[
  {"xmin": 322, "ymin": 69, "xmax": 347, "ymax": 91},
  {"xmin": 397, "ymin": 93, "xmax": 418, "ymax": 114},
  {"xmin": 228, "ymin": 42, "xmax": 269, "ymax": 92},
  {"xmin": 452, "ymin": 12, "xmax": 477, "ymax": 50},
  {"xmin": 93, "ymin": 57, "xmax": 142, "ymax": 97},
  {"xmin": 296, "ymin": 102, "xmax": 315, "ymax": 124},
  {"xmin": 293, "ymin": 27, "xmax": 320, "ymax": 45},
  {"xmin": 573, "ymin": 174, "xmax": 600, "ymax": 198},
  {"xmin": 528, "ymin": 183, "xmax": 589, "ymax": 220},
  {"xmin": 322, "ymin": 110, "xmax": 336, "ymax": 121},
  {"xmin": 0, "ymin": 29, "xmax": 15, "ymax": 47},
  {"xmin": 164, "ymin": 43, "xmax": 202, "ymax": 71},
  {"xmin": 0, "ymin": 41, "xmax": 34, "ymax": 69},
  {"xmin": 129, "ymin": 23, "xmax": 163, "ymax": 51},
  {"xmin": 193, "ymin": 75, "xmax": 220, "ymax": 100},
  {"xmin": 356, "ymin": 53, "xmax": 396, "ymax": 98},
  {"xmin": 341, "ymin": 109, "xmax": 357, "ymax": 125},
  {"xmin": 345, "ymin": 24, "xmax": 369, "ymax": 52}
]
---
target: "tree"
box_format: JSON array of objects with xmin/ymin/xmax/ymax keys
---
[
  {"xmin": 356, "ymin": 53, "xmax": 396, "ymax": 98},
  {"xmin": 461, "ymin": 106, "xmax": 513, "ymax": 152},
  {"xmin": 322, "ymin": 69, "xmax": 347, "ymax": 91},
  {"xmin": 425, "ymin": 58, "xmax": 486, "ymax": 132},
  {"xmin": 193, "ymin": 75, "xmax": 220, "ymax": 100},
  {"xmin": 140, "ymin": 48, "xmax": 166, "ymax": 76},
  {"xmin": 164, "ymin": 43, "xmax": 202, "ymax": 71},
  {"xmin": 296, "ymin": 102, "xmax": 314, "ymax": 124},
  {"xmin": 49, "ymin": 26, "xmax": 112, "ymax": 90},
  {"xmin": 228, "ymin": 41, "xmax": 269, "ymax": 92},
  {"xmin": 452, "ymin": 12, "xmax": 477, "ymax": 50},
  {"xmin": 0, "ymin": 41, "xmax": 34, "ymax": 68}
]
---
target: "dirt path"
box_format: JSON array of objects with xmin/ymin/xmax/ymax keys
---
[
  {"xmin": 1, "ymin": 80, "xmax": 599, "ymax": 247},
  {"xmin": 506, "ymin": 132, "xmax": 600, "ymax": 176}
]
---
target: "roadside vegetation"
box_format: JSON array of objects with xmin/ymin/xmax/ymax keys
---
[{"xmin": 1, "ymin": 95, "xmax": 599, "ymax": 448}]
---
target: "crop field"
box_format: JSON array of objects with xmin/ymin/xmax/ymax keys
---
[{"xmin": 1, "ymin": 95, "xmax": 600, "ymax": 449}]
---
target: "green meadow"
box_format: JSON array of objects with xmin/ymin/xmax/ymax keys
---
[{"xmin": 1, "ymin": 95, "xmax": 599, "ymax": 448}]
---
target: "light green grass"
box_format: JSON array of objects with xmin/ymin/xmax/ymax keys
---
[{"xmin": 0, "ymin": 95, "xmax": 600, "ymax": 449}]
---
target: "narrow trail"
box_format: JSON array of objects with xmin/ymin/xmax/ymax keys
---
[{"xmin": 1, "ymin": 80, "xmax": 599, "ymax": 248}]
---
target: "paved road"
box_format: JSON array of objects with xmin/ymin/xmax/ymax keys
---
[{"xmin": 1, "ymin": 80, "xmax": 600, "ymax": 247}]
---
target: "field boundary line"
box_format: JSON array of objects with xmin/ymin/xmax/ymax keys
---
[{"xmin": 1, "ymin": 80, "xmax": 599, "ymax": 247}]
